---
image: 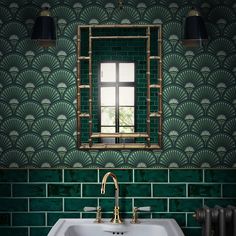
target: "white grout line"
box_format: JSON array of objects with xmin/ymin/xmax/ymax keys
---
[{"xmin": 132, "ymin": 169, "xmax": 135, "ymax": 183}]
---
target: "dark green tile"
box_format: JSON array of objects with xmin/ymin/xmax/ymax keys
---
[
  {"xmin": 183, "ymin": 227, "xmax": 201, "ymax": 236},
  {"xmin": 47, "ymin": 213, "xmax": 81, "ymax": 226},
  {"xmin": 13, "ymin": 184, "xmax": 46, "ymax": 197},
  {"xmin": 169, "ymin": 199, "xmax": 202, "ymax": 212},
  {"xmin": 100, "ymin": 198, "xmax": 132, "ymax": 212},
  {"xmin": 0, "ymin": 198, "xmax": 28, "ymax": 211},
  {"xmin": 0, "ymin": 170, "xmax": 27, "ymax": 182},
  {"xmin": 170, "ymin": 170, "xmax": 203, "ymax": 182},
  {"xmin": 0, "ymin": 227, "xmax": 28, "ymax": 236},
  {"xmin": 120, "ymin": 184, "xmax": 151, "ymax": 197},
  {"xmin": 134, "ymin": 198, "xmax": 167, "ymax": 212},
  {"xmin": 64, "ymin": 198, "xmax": 97, "ymax": 211},
  {"xmin": 188, "ymin": 184, "xmax": 221, "ymax": 197},
  {"xmin": 64, "ymin": 169, "xmax": 97, "ymax": 182},
  {"xmin": 13, "ymin": 213, "xmax": 45, "ymax": 226},
  {"xmin": 153, "ymin": 184, "xmax": 186, "ymax": 197},
  {"xmin": 223, "ymin": 184, "xmax": 236, "ymax": 197},
  {"xmin": 152, "ymin": 213, "xmax": 186, "ymax": 227},
  {"xmin": 29, "ymin": 169, "xmax": 62, "ymax": 182},
  {"xmin": 0, "ymin": 184, "xmax": 11, "ymax": 197},
  {"xmin": 83, "ymin": 184, "xmax": 114, "ymax": 197},
  {"xmin": 134, "ymin": 169, "xmax": 168, "ymax": 182},
  {"xmin": 30, "ymin": 198, "xmax": 62, "ymax": 211},
  {"xmin": 81, "ymin": 212, "xmax": 96, "ymax": 218},
  {"xmin": 0, "ymin": 213, "xmax": 10, "ymax": 226},
  {"xmin": 99, "ymin": 170, "xmax": 133, "ymax": 182},
  {"xmin": 30, "ymin": 227, "xmax": 51, "ymax": 236},
  {"xmin": 48, "ymin": 184, "xmax": 81, "ymax": 197},
  {"xmin": 204, "ymin": 198, "xmax": 236, "ymax": 207},
  {"xmin": 205, "ymin": 170, "xmax": 236, "ymax": 183},
  {"xmin": 187, "ymin": 213, "xmax": 201, "ymax": 227}
]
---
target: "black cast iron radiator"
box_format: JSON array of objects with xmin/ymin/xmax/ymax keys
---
[{"xmin": 194, "ymin": 206, "xmax": 236, "ymax": 236}]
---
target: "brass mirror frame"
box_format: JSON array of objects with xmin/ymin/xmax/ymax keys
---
[{"xmin": 77, "ymin": 24, "xmax": 163, "ymax": 149}]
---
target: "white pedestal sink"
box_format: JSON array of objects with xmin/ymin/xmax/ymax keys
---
[{"xmin": 48, "ymin": 219, "xmax": 185, "ymax": 236}]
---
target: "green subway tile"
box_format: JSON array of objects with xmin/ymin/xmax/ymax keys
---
[
  {"xmin": 187, "ymin": 213, "xmax": 201, "ymax": 227},
  {"xmin": 134, "ymin": 198, "xmax": 167, "ymax": 212},
  {"xmin": 0, "ymin": 198, "xmax": 28, "ymax": 211},
  {"xmin": 12, "ymin": 213, "xmax": 45, "ymax": 226},
  {"xmin": 169, "ymin": 199, "xmax": 202, "ymax": 212},
  {"xmin": 170, "ymin": 170, "xmax": 203, "ymax": 182},
  {"xmin": 81, "ymin": 212, "xmax": 96, "ymax": 218},
  {"xmin": 134, "ymin": 169, "xmax": 168, "ymax": 182},
  {"xmin": 83, "ymin": 184, "xmax": 114, "ymax": 197},
  {"xmin": 48, "ymin": 184, "xmax": 81, "ymax": 197},
  {"xmin": 47, "ymin": 213, "xmax": 81, "ymax": 226},
  {"xmin": 30, "ymin": 198, "xmax": 62, "ymax": 211},
  {"xmin": 29, "ymin": 169, "xmax": 62, "ymax": 182},
  {"xmin": 188, "ymin": 184, "xmax": 221, "ymax": 197},
  {"xmin": 64, "ymin": 198, "xmax": 97, "ymax": 211},
  {"xmin": 100, "ymin": 198, "xmax": 132, "ymax": 212},
  {"xmin": 205, "ymin": 170, "xmax": 236, "ymax": 183},
  {"xmin": 182, "ymin": 228, "xmax": 201, "ymax": 236},
  {"xmin": 0, "ymin": 170, "xmax": 27, "ymax": 182},
  {"xmin": 13, "ymin": 184, "xmax": 46, "ymax": 197},
  {"xmin": 30, "ymin": 227, "xmax": 51, "ymax": 236},
  {"xmin": 153, "ymin": 184, "xmax": 186, "ymax": 197},
  {"xmin": 152, "ymin": 213, "xmax": 186, "ymax": 227},
  {"xmin": 64, "ymin": 169, "xmax": 97, "ymax": 182},
  {"xmin": 0, "ymin": 213, "xmax": 10, "ymax": 226},
  {"xmin": 120, "ymin": 184, "xmax": 151, "ymax": 197},
  {"xmin": 99, "ymin": 169, "xmax": 133, "ymax": 182},
  {"xmin": 204, "ymin": 198, "xmax": 236, "ymax": 207},
  {"xmin": 0, "ymin": 184, "xmax": 11, "ymax": 197},
  {"xmin": 223, "ymin": 184, "xmax": 236, "ymax": 197},
  {"xmin": 0, "ymin": 227, "xmax": 28, "ymax": 236}
]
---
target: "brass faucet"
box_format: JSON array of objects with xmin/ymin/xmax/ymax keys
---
[{"xmin": 101, "ymin": 172, "xmax": 122, "ymax": 224}]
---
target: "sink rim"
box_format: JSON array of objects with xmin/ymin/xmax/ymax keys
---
[{"xmin": 48, "ymin": 218, "xmax": 184, "ymax": 236}]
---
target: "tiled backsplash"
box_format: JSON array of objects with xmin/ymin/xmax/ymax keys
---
[{"xmin": 0, "ymin": 168, "xmax": 236, "ymax": 236}]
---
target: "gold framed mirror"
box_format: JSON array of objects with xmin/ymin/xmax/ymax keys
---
[{"xmin": 77, "ymin": 24, "xmax": 162, "ymax": 149}]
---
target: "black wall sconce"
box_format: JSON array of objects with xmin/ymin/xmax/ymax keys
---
[
  {"xmin": 31, "ymin": 7, "xmax": 56, "ymax": 47},
  {"xmin": 182, "ymin": 7, "xmax": 208, "ymax": 48}
]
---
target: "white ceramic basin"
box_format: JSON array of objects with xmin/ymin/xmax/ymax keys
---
[{"xmin": 48, "ymin": 219, "xmax": 184, "ymax": 236}]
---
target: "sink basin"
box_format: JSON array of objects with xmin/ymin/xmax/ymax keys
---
[{"xmin": 48, "ymin": 219, "xmax": 184, "ymax": 236}]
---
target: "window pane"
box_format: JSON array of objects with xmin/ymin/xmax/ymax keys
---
[
  {"xmin": 119, "ymin": 127, "xmax": 134, "ymax": 133},
  {"xmin": 101, "ymin": 63, "xmax": 116, "ymax": 82},
  {"xmin": 119, "ymin": 107, "xmax": 134, "ymax": 126},
  {"xmin": 119, "ymin": 63, "xmax": 134, "ymax": 82},
  {"xmin": 101, "ymin": 107, "xmax": 115, "ymax": 125},
  {"xmin": 101, "ymin": 87, "xmax": 115, "ymax": 106},
  {"xmin": 119, "ymin": 87, "xmax": 134, "ymax": 106},
  {"xmin": 101, "ymin": 127, "xmax": 116, "ymax": 133}
]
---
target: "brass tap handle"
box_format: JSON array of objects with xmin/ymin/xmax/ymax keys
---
[
  {"xmin": 83, "ymin": 206, "xmax": 103, "ymax": 223},
  {"xmin": 131, "ymin": 207, "xmax": 139, "ymax": 224},
  {"xmin": 95, "ymin": 207, "xmax": 103, "ymax": 223},
  {"xmin": 131, "ymin": 206, "xmax": 151, "ymax": 224}
]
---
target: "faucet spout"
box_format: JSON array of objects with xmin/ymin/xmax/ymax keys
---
[{"xmin": 101, "ymin": 172, "xmax": 122, "ymax": 223}]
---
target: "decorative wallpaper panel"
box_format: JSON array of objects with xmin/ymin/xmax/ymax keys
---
[{"xmin": 0, "ymin": 0, "xmax": 235, "ymax": 168}]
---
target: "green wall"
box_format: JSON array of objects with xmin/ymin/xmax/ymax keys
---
[
  {"xmin": 0, "ymin": 1, "xmax": 236, "ymax": 235},
  {"xmin": 0, "ymin": 0, "xmax": 235, "ymax": 168}
]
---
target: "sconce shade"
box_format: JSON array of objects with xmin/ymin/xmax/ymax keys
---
[
  {"xmin": 182, "ymin": 8, "xmax": 208, "ymax": 47},
  {"xmin": 31, "ymin": 8, "xmax": 56, "ymax": 47}
]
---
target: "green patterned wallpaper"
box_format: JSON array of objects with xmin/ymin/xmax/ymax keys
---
[{"xmin": 0, "ymin": 0, "xmax": 235, "ymax": 168}]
